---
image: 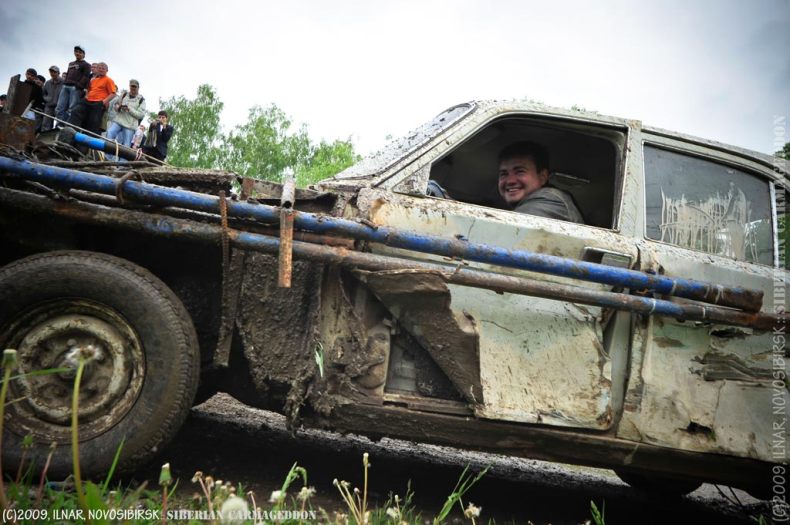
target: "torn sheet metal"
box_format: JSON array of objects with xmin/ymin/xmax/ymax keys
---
[
  {"xmin": 311, "ymin": 268, "xmax": 391, "ymax": 409},
  {"xmin": 356, "ymin": 269, "xmax": 483, "ymax": 404}
]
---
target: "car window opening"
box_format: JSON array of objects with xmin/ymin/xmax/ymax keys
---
[{"xmin": 427, "ymin": 116, "xmax": 625, "ymax": 229}]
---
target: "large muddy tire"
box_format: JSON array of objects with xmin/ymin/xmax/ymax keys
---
[
  {"xmin": 0, "ymin": 251, "xmax": 200, "ymax": 479},
  {"xmin": 615, "ymin": 468, "xmax": 702, "ymax": 497}
]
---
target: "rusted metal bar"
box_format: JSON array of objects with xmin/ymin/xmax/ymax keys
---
[
  {"xmin": 278, "ymin": 171, "xmax": 296, "ymax": 288},
  {"xmin": 5, "ymin": 75, "xmax": 28, "ymax": 117},
  {"xmin": 66, "ymin": 189, "xmax": 356, "ymax": 248},
  {"xmin": 0, "ymin": 157, "xmax": 765, "ymax": 312},
  {"xmin": 239, "ymin": 177, "xmax": 255, "ymax": 200},
  {"xmin": 0, "ymin": 114, "xmax": 36, "ymax": 150},
  {"xmin": 0, "ymin": 187, "xmax": 782, "ymax": 331}
]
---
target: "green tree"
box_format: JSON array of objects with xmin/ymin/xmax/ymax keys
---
[
  {"xmin": 223, "ymin": 104, "xmax": 311, "ymax": 181},
  {"xmin": 297, "ymin": 138, "xmax": 361, "ymax": 186},
  {"xmin": 151, "ymin": 84, "xmax": 362, "ymax": 186},
  {"xmin": 156, "ymin": 84, "xmax": 225, "ymax": 169},
  {"xmin": 776, "ymin": 142, "xmax": 790, "ymax": 160}
]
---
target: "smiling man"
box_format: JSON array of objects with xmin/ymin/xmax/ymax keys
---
[{"xmin": 497, "ymin": 141, "xmax": 584, "ymax": 223}]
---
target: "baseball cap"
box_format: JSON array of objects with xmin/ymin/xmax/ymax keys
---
[
  {"xmin": 129, "ymin": 79, "xmax": 139, "ymax": 87},
  {"xmin": 49, "ymin": 65, "xmax": 60, "ymax": 73},
  {"xmin": 74, "ymin": 45, "xmax": 85, "ymax": 53}
]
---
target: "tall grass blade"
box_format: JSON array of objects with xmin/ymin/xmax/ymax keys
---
[{"xmin": 101, "ymin": 439, "xmax": 125, "ymax": 493}]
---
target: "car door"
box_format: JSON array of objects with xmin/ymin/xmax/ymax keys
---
[
  {"xmin": 353, "ymin": 106, "xmax": 643, "ymax": 430},
  {"xmin": 616, "ymin": 132, "xmax": 788, "ymax": 462}
]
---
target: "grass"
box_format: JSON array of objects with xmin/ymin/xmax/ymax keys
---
[{"xmin": 0, "ymin": 344, "xmax": 709, "ymax": 524}]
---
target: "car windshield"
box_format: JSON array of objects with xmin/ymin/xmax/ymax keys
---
[{"xmin": 332, "ymin": 102, "xmax": 476, "ymax": 180}]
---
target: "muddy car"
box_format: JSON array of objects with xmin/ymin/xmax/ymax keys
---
[{"xmin": 0, "ymin": 100, "xmax": 786, "ymax": 498}]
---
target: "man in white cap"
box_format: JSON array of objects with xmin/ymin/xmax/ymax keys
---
[
  {"xmin": 107, "ymin": 78, "xmax": 147, "ymax": 157},
  {"xmin": 42, "ymin": 65, "xmax": 63, "ymax": 131}
]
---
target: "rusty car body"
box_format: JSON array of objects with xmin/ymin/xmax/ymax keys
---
[{"xmin": 0, "ymin": 100, "xmax": 787, "ymax": 497}]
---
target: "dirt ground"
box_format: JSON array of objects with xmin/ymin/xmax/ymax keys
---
[{"xmin": 134, "ymin": 393, "xmax": 772, "ymax": 525}]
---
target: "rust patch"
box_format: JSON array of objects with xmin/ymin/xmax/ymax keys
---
[{"xmin": 0, "ymin": 114, "xmax": 36, "ymax": 150}]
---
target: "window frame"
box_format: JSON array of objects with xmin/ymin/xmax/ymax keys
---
[{"xmin": 390, "ymin": 112, "xmax": 631, "ymax": 232}]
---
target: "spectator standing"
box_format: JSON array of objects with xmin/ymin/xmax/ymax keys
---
[
  {"xmin": 55, "ymin": 45, "xmax": 91, "ymax": 124},
  {"xmin": 35, "ymin": 75, "xmax": 46, "ymax": 130},
  {"xmin": 142, "ymin": 111, "xmax": 174, "ymax": 161},
  {"xmin": 107, "ymin": 79, "xmax": 147, "ymax": 157},
  {"xmin": 68, "ymin": 62, "xmax": 116, "ymax": 135},
  {"xmin": 22, "ymin": 68, "xmax": 44, "ymax": 124},
  {"xmin": 42, "ymin": 66, "xmax": 63, "ymax": 131}
]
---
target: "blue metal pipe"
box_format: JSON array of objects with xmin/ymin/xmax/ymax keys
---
[
  {"xmin": 3, "ymin": 182, "xmax": 773, "ymax": 330},
  {"xmin": 72, "ymin": 131, "xmax": 107, "ymax": 151},
  {"xmin": 0, "ymin": 156, "xmax": 763, "ymax": 312}
]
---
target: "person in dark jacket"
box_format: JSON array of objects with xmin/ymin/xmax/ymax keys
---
[
  {"xmin": 55, "ymin": 45, "xmax": 91, "ymax": 124},
  {"xmin": 22, "ymin": 68, "xmax": 44, "ymax": 127},
  {"xmin": 142, "ymin": 111, "xmax": 174, "ymax": 161}
]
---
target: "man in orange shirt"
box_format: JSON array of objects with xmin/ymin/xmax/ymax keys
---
[{"xmin": 68, "ymin": 62, "xmax": 117, "ymax": 135}]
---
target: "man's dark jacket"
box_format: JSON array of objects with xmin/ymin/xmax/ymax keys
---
[
  {"xmin": 143, "ymin": 123, "xmax": 174, "ymax": 160},
  {"xmin": 63, "ymin": 59, "xmax": 91, "ymax": 90}
]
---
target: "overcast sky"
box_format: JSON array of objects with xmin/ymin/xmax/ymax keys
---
[{"xmin": 1, "ymin": 0, "xmax": 788, "ymax": 155}]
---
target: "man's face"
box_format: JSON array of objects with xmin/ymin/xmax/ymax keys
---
[
  {"xmin": 497, "ymin": 156, "xmax": 549, "ymax": 206},
  {"xmin": 129, "ymin": 83, "xmax": 139, "ymax": 96},
  {"xmin": 49, "ymin": 69, "xmax": 58, "ymax": 79},
  {"xmin": 74, "ymin": 49, "xmax": 85, "ymax": 60},
  {"xmin": 157, "ymin": 115, "xmax": 168, "ymax": 126},
  {"xmin": 94, "ymin": 64, "xmax": 107, "ymax": 77},
  {"xmin": 25, "ymin": 71, "xmax": 35, "ymax": 82}
]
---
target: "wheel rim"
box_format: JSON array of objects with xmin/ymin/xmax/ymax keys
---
[{"xmin": 5, "ymin": 299, "xmax": 145, "ymax": 442}]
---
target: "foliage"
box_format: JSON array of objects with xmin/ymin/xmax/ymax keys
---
[
  {"xmin": 590, "ymin": 500, "xmax": 606, "ymax": 525},
  {"xmin": 223, "ymin": 104, "xmax": 311, "ymax": 182},
  {"xmin": 154, "ymin": 85, "xmax": 360, "ymax": 186},
  {"xmin": 776, "ymin": 142, "xmax": 790, "ymax": 160},
  {"xmin": 297, "ymin": 138, "xmax": 361, "ymax": 187},
  {"xmin": 156, "ymin": 84, "xmax": 226, "ymax": 169},
  {"xmin": 432, "ymin": 465, "xmax": 488, "ymax": 525}
]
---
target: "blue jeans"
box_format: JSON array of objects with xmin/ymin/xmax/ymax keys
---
[
  {"xmin": 55, "ymin": 85, "xmax": 82, "ymax": 123},
  {"xmin": 106, "ymin": 122, "xmax": 135, "ymax": 161}
]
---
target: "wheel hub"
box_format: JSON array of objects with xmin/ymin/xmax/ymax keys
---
[{"xmin": 6, "ymin": 301, "xmax": 145, "ymax": 442}]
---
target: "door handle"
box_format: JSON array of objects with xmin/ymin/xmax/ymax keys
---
[{"xmin": 581, "ymin": 247, "xmax": 633, "ymax": 269}]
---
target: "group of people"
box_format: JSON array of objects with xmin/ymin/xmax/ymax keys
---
[{"xmin": 5, "ymin": 45, "xmax": 173, "ymax": 161}]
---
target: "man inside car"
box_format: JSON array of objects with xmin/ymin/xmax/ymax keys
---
[{"xmin": 498, "ymin": 141, "xmax": 584, "ymax": 223}]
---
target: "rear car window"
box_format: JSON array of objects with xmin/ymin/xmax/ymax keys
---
[{"xmin": 644, "ymin": 145, "xmax": 773, "ymax": 266}]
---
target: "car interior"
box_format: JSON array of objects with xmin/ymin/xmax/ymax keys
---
[{"xmin": 428, "ymin": 116, "xmax": 627, "ymax": 229}]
